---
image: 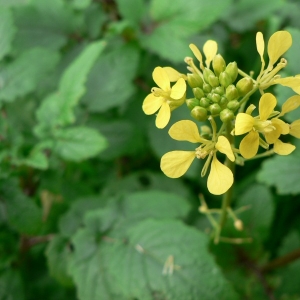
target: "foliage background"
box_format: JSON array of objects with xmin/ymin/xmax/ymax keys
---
[{"xmin": 1, "ymin": 0, "xmax": 300, "ymax": 299}]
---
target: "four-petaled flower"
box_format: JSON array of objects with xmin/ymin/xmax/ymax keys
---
[
  {"xmin": 160, "ymin": 120, "xmax": 235, "ymax": 195},
  {"xmin": 235, "ymin": 93, "xmax": 300, "ymax": 158},
  {"xmin": 142, "ymin": 67, "xmax": 186, "ymax": 129}
]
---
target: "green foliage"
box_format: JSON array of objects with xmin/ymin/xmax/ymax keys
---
[{"xmin": 1, "ymin": 0, "xmax": 300, "ymax": 299}]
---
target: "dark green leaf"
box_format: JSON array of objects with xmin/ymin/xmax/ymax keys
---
[{"xmin": 0, "ymin": 269, "xmax": 24, "ymax": 300}]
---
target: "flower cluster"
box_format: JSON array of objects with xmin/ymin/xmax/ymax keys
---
[{"xmin": 142, "ymin": 30, "xmax": 300, "ymax": 195}]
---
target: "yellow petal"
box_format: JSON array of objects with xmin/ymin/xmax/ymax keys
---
[
  {"xmin": 207, "ymin": 154, "xmax": 233, "ymax": 195},
  {"xmin": 142, "ymin": 93, "xmax": 163, "ymax": 115},
  {"xmin": 215, "ymin": 136, "xmax": 235, "ymax": 162},
  {"xmin": 245, "ymin": 104, "xmax": 256, "ymax": 115},
  {"xmin": 189, "ymin": 44, "xmax": 203, "ymax": 67},
  {"xmin": 279, "ymin": 95, "xmax": 300, "ymax": 117},
  {"xmin": 256, "ymin": 32, "xmax": 265, "ymax": 64},
  {"xmin": 163, "ymin": 67, "xmax": 183, "ymax": 82},
  {"xmin": 170, "ymin": 78, "xmax": 186, "ymax": 100},
  {"xmin": 203, "ymin": 40, "xmax": 218, "ymax": 68},
  {"xmin": 155, "ymin": 102, "xmax": 170, "ymax": 129},
  {"xmin": 240, "ymin": 131, "xmax": 259, "ymax": 158},
  {"xmin": 168, "ymin": 120, "xmax": 207, "ymax": 143},
  {"xmin": 290, "ymin": 119, "xmax": 300, "ymax": 138},
  {"xmin": 152, "ymin": 67, "xmax": 170, "ymax": 91},
  {"xmin": 272, "ymin": 118, "xmax": 289, "ymax": 134},
  {"xmin": 274, "ymin": 77, "xmax": 300, "ymax": 95},
  {"xmin": 259, "ymin": 93, "xmax": 277, "ymax": 120},
  {"xmin": 235, "ymin": 113, "xmax": 255, "ymax": 135},
  {"xmin": 264, "ymin": 122, "xmax": 282, "ymax": 144},
  {"xmin": 160, "ymin": 151, "xmax": 195, "ymax": 178},
  {"xmin": 267, "ymin": 31, "xmax": 292, "ymax": 69},
  {"xmin": 274, "ymin": 139, "xmax": 295, "ymax": 155}
]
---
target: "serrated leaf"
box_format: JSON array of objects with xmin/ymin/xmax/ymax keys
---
[
  {"xmin": 0, "ymin": 48, "xmax": 60, "ymax": 103},
  {"xmin": 69, "ymin": 218, "xmax": 238, "ymax": 300},
  {"xmin": 0, "ymin": 269, "xmax": 24, "ymax": 300},
  {"xmin": 257, "ymin": 154, "xmax": 300, "ymax": 195},
  {"xmin": 0, "ymin": 8, "xmax": 16, "ymax": 61},
  {"xmin": 82, "ymin": 43, "xmax": 139, "ymax": 112},
  {"xmin": 45, "ymin": 235, "xmax": 73, "ymax": 286},
  {"xmin": 52, "ymin": 126, "xmax": 107, "ymax": 161},
  {"xmin": 35, "ymin": 41, "xmax": 106, "ymax": 137},
  {"xmin": 115, "ymin": 0, "xmax": 146, "ymax": 25}
]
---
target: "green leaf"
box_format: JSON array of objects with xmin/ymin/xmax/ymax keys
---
[
  {"xmin": 0, "ymin": 8, "xmax": 16, "ymax": 61},
  {"xmin": 0, "ymin": 270, "xmax": 24, "ymax": 300},
  {"xmin": 35, "ymin": 40, "xmax": 106, "ymax": 137},
  {"xmin": 0, "ymin": 48, "xmax": 60, "ymax": 103},
  {"xmin": 69, "ymin": 218, "xmax": 239, "ymax": 300},
  {"xmin": 82, "ymin": 43, "xmax": 139, "ymax": 112},
  {"xmin": 257, "ymin": 154, "xmax": 300, "ymax": 195},
  {"xmin": 52, "ymin": 126, "xmax": 107, "ymax": 161},
  {"xmin": 45, "ymin": 235, "xmax": 73, "ymax": 286},
  {"xmin": 22, "ymin": 147, "xmax": 49, "ymax": 170},
  {"xmin": 72, "ymin": 0, "xmax": 91, "ymax": 9},
  {"xmin": 115, "ymin": 0, "xmax": 146, "ymax": 25},
  {"xmin": 0, "ymin": 0, "xmax": 29, "ymax": 6},
  {"xmin": 1, "ymin": 179, "xmax": 42, "ymax": 235}
]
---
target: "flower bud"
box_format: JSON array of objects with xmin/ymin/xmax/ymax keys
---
[
  {"xmin": 226, "ymin": 84, "xmax": 238, "ymax": 101},
  {"xmin": 227, "ymin": 100, "xmax": 239, "ymax": 111},
  {"xmin": 220, "ymin": 108, "xmax": 234, "ymax": 122},
  {"xmin": 203, "ymin": 82, "xmax": 212, "ymax": 93},
  {"xmin": 213, "ymin": 54, "xmax": 226, "ymax": 76},
  {"xmin": 219, "ymin": 96, "xmax": 228, "ymax": 107},
  {"xmin": 225, "ymin": 62, "xmax": 238, "ymax": 82},
  {"xmin": 234, "ymin": 219, "xmax": 243, "ymax": 231},
  {"xmin": 193, "ymin": 87, "xmax": 204, "ymax": 99},
  {"xmin": 236, "ymin": 77, "xmax": 253, "ymax": 96},
  {"xmin": 211, "ymin": 93, "xmax": 221, "ymax": 103},
  {"xmin": 200, "ymin": 125, "xmax": 211, "ymax": 137},
  {"xmin": 187, "ymin": 73, "xmax": 203, "ymax": 88},
  {"xmin": 209, "ymin": 103, "xmax": 222, "ymax": 115},
  {"xmin": 191, "ymin": 106, "xmax": 208, "ymax": 121},
  {"xmin": 199, "ymin": 97, "xmax": 210, "ymax": 108},
  {"xmin": 186, "ymin": 98, "xmax": 200, "ymax": 110},
  {"xmin": 208, "ymin": 75, "xmax": 219, "ymax": 88},
  {"xmin": 203, "ymin": 68, "xmax": 215, "ymax": 84},
  {"xmin": 214, "ymin": 86, "xmax": 225, "ymax": 96},
  {"xmin": 219, "ymin": 71, "xmax": 232, "ymax": 88}
]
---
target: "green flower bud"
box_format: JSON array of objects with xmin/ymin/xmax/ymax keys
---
[
  {"xmin": 186, "ymin": 98, "xmax": 200, "ymax": 110},
  {"xmin": 199, "ymin": 97, "xmax": 210, "ymax": 108},
  {"xmin": 219, "ymin": 71, "xmax": 232, "ymax": 88},
  {"xmin": 208, "ymin": 75, "xmax": 219, "ymax": 88},
  {"xmin": 203, "ymin": 68, "xmax": 215, "ymax": 83},
  {"xmin": 203, "ymin": 82, "xmax": 212, "ymax": 93},
  {"xmin": 193, "ymin": 87, "xmax": 204, "ymax": 99},
  {"xmin": 219, "ymin": 96, "xmax": 228, "ymax": 107},
  {"xmin": 191, "ymin": 106, "xmax": 208, "ymax": 121},
  {"xmin": 214, "ymin": 86, "xmax": 225, "ymax": 96},
  {"xmin": 200, "ymin": 125, "xmax": 211, "ymax": 139},
  {"xmin": 225, "ymin": 62, "xmax": 238, "ymax": 82},
  {"xmin": 209, "ymin": 103, "xmax": 222, "ymax": 115},
  {"xmin": 226, "ymin": 84, "xmax": 239, "ymax": 101},
  {"xmin": 213, "ymin": 54, "xmax": 226, "ymax": 76},
  {"xmin": 187, "ymin": 73, "xmax": 203, "ymax": 88},
  {"xmin": 220, "ymin": 108, "xmax": 234, "ymax": 123},
  {"xmin": 211, "ymin": 93, "xmax": 221, "ymax": 103},
  {"xmin": 236, "ymin": 77, "xmax": 254, "ymax": 96},
  {"xmin": 227, "ymin": 100, "xmax": 239, "ymax": 111}
]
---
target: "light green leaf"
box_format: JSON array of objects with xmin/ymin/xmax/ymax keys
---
[
  {"xmin": 72, "ymin": 0, "xmax": 91, "ymax": 9},
  {"xmin": 82, "ymin": 43, "xmax": 139, "ymax": 112},
  {"xmin": 35, "ymin": 40, "xmax": 106, "ymax": 137},
  {"xmin": 0, "ymin": 8, "xmax": 16, "ymax": 61},
  {"xmin": 257, "ymin": 154, "xmax": 300, "ymax": 195},
  {"xmin": 0, "ymin": 0, "xmax": 29, "ymax": 6},
  {"xmin": 45, "ymin": 235, "xmax": 73, "ymax": 286},
  {"xmin": 69, "ymin": 218, "xmax": 239, "ymax": 300},
  {"xmin": 52, "ymin": 126, "xmax": 107, "ymax": 161},
  {"xmin": 115, "ymin": 0, "xmax": 146, "ymax": 25},
  {"xmin": 0, "ymin": 270, "xmax": 24, "ymax": 300},
  {"xmin": 0, "ymin": 48, "xmax": 60, "ymax": 103},
  {"xmin": 22, "ymin": 148, "xmax": 49, "ymax": 170}
]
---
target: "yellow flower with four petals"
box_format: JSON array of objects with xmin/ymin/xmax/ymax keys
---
[
  {"xmin": 160, "ymin": 120, "xmax": 235, "ymax": 195},
  {"xmin": 142, "ymin": 67, "xmax": 186, "ymax": 129}
]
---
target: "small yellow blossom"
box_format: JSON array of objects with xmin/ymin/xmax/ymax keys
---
[
  {"xmin": 160, "ymin": 120, "xmax": 235, "ymax": 195},
  {"xmin": 256, "ymin": 31, "xmax": 300, "ymax": 93},
  {"xmin": 142, "ymin": 67, "xmax": 186, "ymax": 129},
  {"xmin": 235, "ymin": 93, "xmax": 300, "ymax": 158}
]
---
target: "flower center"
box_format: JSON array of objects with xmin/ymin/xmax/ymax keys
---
[
  {"xmin": 254, "ymin": 119, "xmax": 275, "ymax": 133},
  {"xmin": 195, "ymin": 142, "xmax": 215, "ymax": 159},
  {"xmin": 151, "ymin": 87, "xmax": 169, "ymax": 98}
]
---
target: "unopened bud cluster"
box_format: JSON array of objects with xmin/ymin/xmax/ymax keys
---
[{"xmin": 186, "ymin": 55, "xmax": 253, "ymax": 123}]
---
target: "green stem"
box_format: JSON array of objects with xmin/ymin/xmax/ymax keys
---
[
  {"xmin": 244, "ymin": 149, "xmax": 274, "ymax": 161},
  {"xmin": 238, "ymin": 86, "xmax": 259, "ymax": 113}
]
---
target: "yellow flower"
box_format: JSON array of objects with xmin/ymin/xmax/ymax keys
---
[
  {"xmin": 160, "ymin": 120, "xmax": 235, "ymax": 195},
  {"xmin": 142, "ymin": 67, "xmax": 186, "ymax": 129},
  {"xmin": 235, "ymin": 93, "xmax": 300, "ymax": 158},
  {"xmin": 256, "ymin": 31, "xmax": 300, "ymax": 93}
]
